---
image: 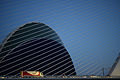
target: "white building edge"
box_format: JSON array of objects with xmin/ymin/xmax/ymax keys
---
[{"xmin": 108, "ymin": 53, "xmax": 120, "ymax": 77}]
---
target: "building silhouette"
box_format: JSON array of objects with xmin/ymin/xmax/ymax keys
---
[{"xmin": 0, "ymin": 22, "xmax": 76, "ymax": 76}]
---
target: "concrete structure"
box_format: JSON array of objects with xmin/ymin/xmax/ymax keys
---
[{"xmin": 108, "ymin": 53, "xmax": 120, "ymax": 77}]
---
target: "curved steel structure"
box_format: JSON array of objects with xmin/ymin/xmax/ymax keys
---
[{"xmin": 0, "ymin": 22, "xmax": 76, "ymax": 76}]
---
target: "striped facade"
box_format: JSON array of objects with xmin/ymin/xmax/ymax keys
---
[{"xmin": 0, "ymin": 22, "xmax": 76, "ymax": 76}]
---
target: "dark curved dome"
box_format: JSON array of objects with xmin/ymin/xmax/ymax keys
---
[{"xmin": 0, "ymin": 22, "xmax": 76, "ymax": 76}]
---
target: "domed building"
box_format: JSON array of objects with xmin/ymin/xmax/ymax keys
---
[{"xmin": 0, "ymin": 22, "xmax": 76, "ymax": 76}]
